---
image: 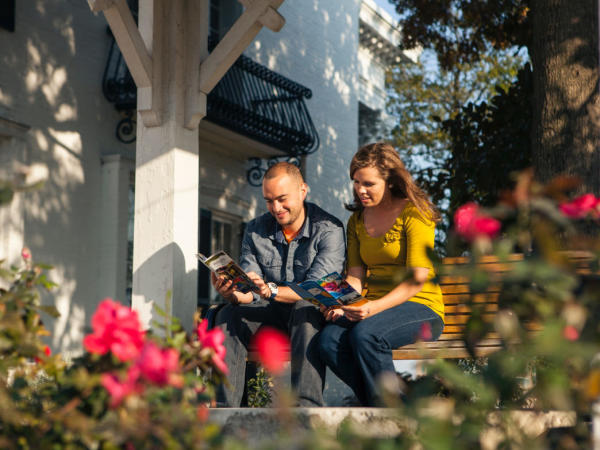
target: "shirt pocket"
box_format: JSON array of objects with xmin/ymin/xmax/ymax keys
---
[{"xmin": 257, "ymin": 249, "xmax": 283, "ymax": 280}]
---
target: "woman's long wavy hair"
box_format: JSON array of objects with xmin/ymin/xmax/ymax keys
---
[{"xmin": 346, "ymin": 142, "xmax": 440, "ymax": 222}]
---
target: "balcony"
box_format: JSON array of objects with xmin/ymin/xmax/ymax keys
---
[{"xmin": 102, "ymin": 34, "xmax": 320, "ymax": 162}]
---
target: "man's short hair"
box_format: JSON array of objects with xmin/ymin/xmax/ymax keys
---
[{"xmin": 263, "ymin": 162, "xmax": 304, "ymax": 185}]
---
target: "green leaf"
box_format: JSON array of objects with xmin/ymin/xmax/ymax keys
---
[{"xmin": 37, "ymin": 305, "xmax": 60, "ymax": 318}]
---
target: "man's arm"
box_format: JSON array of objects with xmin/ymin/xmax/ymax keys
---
[
  {"xmin": 303, "ymin": 227, "xmax": 346, "ymax": 282},
  {"xmin": 268, "ymin": 226, "xmax": 346, "ymax": 304}
]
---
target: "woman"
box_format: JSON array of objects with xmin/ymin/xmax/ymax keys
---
[{"xmin": 318, "ymin": 142, "xmax": 444, "ymax": 406}]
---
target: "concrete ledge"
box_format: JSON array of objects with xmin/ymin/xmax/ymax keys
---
[{"xmin": 208, "ymin": 407, "xmax": 577, "ymax": 446}]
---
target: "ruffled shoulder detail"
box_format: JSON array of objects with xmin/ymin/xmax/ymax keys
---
[{"xmin": 382, "ymin": 213, "xmax": 404, "ymax": 243}]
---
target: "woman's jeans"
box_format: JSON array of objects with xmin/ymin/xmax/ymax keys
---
[{"xmin": 318, "ymin": 301, "xmax": 444, "ymax": 406}]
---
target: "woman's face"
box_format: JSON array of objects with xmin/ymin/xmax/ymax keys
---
[{"xmin": 352, "ymin": 166, "xmax": 390, "ymax": 208}]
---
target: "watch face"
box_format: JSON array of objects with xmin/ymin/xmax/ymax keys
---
[{"xmin": 268, "ymin": 282, "xmax": 278, "ymax": 296}]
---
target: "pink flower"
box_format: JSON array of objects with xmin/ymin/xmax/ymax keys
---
[
  {"xmin": 454, "ymin": 203, "xmax": 501, "ymax": 242},
  {"xmin": 83, "ymin": 299, "xmax": 145, "ymax": 362},
  {"xmin": 196, "ymin": 320, "xmax": 228, "ymax": 375},
  {"xmin": 21, "ymin": 247, "xmax": 31, "ymax": 261},
  {"xmin": 134, "ymin": 341, "xmax": 181, "ymax": 387},
  {"xmin": 252, "ymin": 327, "xmax": 290, "ymax": 376},
  {"xmin": 197, "ymin": 405, "xmax": 210, "ymax": 422},
  {"xmin": 101, "ymin": 368, "xmax": 143, "ymax": 408},
  {"xmin": 559, "ymin": 193, "xmax": 600, "ymax": 219},
  {"xmin": 419, "ymin": 322, "xmax": 433, "ymax": 341},
  {"xmin": 563, "ymin": 325, "xmax": 579, "ymax": 341}
]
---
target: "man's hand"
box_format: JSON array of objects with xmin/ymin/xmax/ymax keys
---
[
  {"xmin": 321, "ymin": 306, "xmax": 344, "ymax": 322},
  {"xmin": 210, "ymin": 273, "xmax": 255, "ymax": 304},
  {"xmin": 247, "ymin": 271, "xmax": 271, "ymax": 300}
]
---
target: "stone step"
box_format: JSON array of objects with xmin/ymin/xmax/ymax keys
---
[{"xmin": 207, "ymin": 407, "xmax": 577, "ymax": 447}]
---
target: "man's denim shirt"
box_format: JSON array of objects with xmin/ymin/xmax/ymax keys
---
[{"xmin": 240, "ymin": 202, "xmax": 345, "ymax": 290}]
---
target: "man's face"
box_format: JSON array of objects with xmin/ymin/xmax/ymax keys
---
[{"xmin": 262, "ymin": 173, "xmax": 307, "ymax": 229}]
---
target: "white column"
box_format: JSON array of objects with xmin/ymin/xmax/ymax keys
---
[
  {"xmin": 131, "ymin": 0, "xmax": 202, "ymax": 332},
  {"xmin": 0, "ymin": 138, "xmax": 24, "ymax": 268},
  {"xmin": 99, "ymin": 154, "xmax": 133, "ymax": 302}
]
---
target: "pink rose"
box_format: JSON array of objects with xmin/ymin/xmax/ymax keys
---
[
  {"xmin": 196, "ymin": 320, "xmax": 228, "ymax": 375},
  {"xmin": 419, "ymin": 322, "xmax": 433, "ymax": 341},
  {"xmin": 101, "ymin": 368, "xmax": 143, "ymax": 408},
  {"xmin": 252, "ymin": 327, "xmax": 290, "ymax": 376},
  {"xmin": 454, "ymin": 203, "xmax": 501, "ymax": 242},
  {"xmin": 197, "ymin": 405, "xmax": 210, "ymax": 422},
  {"xmin": 21, "ymin": 247, "xmax": 31, "ymax": 261},
  {"xmin": 559, "ymin": 193, "xmax": 600, "ymax": 219},
  {"xmin": 563, "ymin": 325, "xmax": 579, "ymax": 341},
  {"xmin": 133, "ymin": 341, "xmax": 181, "ymax": 387},
  {"xmin": 83, "ymin": 299, "xmax": 145, "ymax": 362}
]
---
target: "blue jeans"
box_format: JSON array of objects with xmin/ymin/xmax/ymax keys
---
[
  {"xmin": 214, "ymin": 299, "xmax": 326, "ymax": 407},
  {"xmin": 318, "ymin": 301, "xmax": 444, "ymax": 406}
]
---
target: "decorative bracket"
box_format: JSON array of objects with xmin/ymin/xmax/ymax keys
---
[
  {"xmin": 88, "ymin": 0, "xmax": 161, "ymax": 126},
  {"xmin": 247, "ymin": 156, "xmax": 300, "ymax": 187},
  {"xmin": 198, "ymin": 0, "xmax": 285, "ymax": 95}
]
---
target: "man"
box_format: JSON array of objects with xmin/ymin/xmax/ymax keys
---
[{"xmin": 212, "ymin": 162, "xmax": 345, "ymax": 407}]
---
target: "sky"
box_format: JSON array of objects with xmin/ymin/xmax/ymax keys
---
[{"xmin": 372, "ymin": 0, "xmax": 401, "ymax": 23}]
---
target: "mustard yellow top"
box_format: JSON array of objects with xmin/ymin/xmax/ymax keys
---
[{"xmin": 346, "ymin": 202, "xmax": 444, "ymax": 322}]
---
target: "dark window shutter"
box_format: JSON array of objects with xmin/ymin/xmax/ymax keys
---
[
  {"xmin": 198, "ymin": 208, "xmax": 212, "ymax": 304},
  {"xmin": 0, "ymin": 0, "xmax": 15, "ymax": 32}
]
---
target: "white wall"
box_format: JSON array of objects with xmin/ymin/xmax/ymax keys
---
[
  {"xmin": 0, "ymin": 0, "xmax": 131, "ymax": 355},
  {"xmin": 242, "ymin": 0, "xmax": 361, "ymax": 225},
  {"xmin": 1, "ymin": 0, "xmax": 363, "ymax": 355}
]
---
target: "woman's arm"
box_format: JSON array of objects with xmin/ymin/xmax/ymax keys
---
[
  {"xmin": 345, "ymin": 266, "xmax": 365, "ymax": 293},
  {"xmin": 341, "ymin": 266, "xmax": 429, "ymax": 321}
]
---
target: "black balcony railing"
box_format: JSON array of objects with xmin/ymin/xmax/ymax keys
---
[{"xmin": 102, "ymin": 28, "xmax": 320, "ymax": 179}]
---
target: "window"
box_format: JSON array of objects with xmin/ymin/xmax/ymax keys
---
[
  {"xmin": 126, "ymin": 170, "xmax": 135, "ymax": 305},
  {"xmin": 209, "ymin": 0, "xmax": 243, "ymax": 42},
  {"xmin": 0, "ymin": 0, "xmax": 15, "ymax": 33},
  {"xmin": 198, "ymin": 208, "xmax": 244, "ymax": 307}
]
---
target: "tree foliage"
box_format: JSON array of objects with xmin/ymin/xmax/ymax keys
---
[
  {"xmin": 385, "ymin": 0, "xmax": 534, "ymax": 246},
  {"xmin": 390, "ymin": 0, "xmax": 531, "ymax": 70},
  {"xmin": 442, "ymin": 64, "xmax": 533, "ymax": 214}
]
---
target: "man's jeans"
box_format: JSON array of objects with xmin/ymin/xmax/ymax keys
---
[
  {"xmin": 214, "ymin": 299, "xmax": 326, "ymax": 407},
  {"xmin": 318, "ymin": 301, "xmax": 444, "ymax": 406}
]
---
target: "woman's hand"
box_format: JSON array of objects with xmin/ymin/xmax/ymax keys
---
[
  {"xmin": 321, "ymin": 306, "xmax": 344, "ymax": 322},
  {"xmin": 341, "ymin": 302, "xmax": 375, "ymax": 321}
]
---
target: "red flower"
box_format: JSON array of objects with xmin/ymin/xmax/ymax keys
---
[
  {"xmin": 563, "ymin": 325, "xmax": 579, "ymax": 341},
  {"xmin": 101, "ymin": 368, "xmax": 144, "ymax": 408},
  {"xmin": 83, "ymin": 299, "xmax": 145, "ymax": 362},
  {"xmin": 34, "ymin": 345, "xmax": 52, "ymax": 364},
  {"xmin": 133, "ymin": 341, "xmax": 181, "ymax": 387},
  {"xmin": 196, "ymin": 320, "xmax": 228, "ymax": 375},
  {"xmin": 454, "ymin": 203, "xmax": 501, "ymax": 242},
  {"xmin": 252, "ymin": 327, "xmax": 290, "ymax": 375},
  {"xmin": 419, "ymin": 322, "xmax": 433, "ymax": 341},
  {"xmin": 197, "ymin": 405, "xmax": 210, "ymax": 422},
  {"xmin": 559, "ymin": 193, "xmax": 600, "ymax": 219}
]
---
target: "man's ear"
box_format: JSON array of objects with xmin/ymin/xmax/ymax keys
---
[{"xmin": 300, "ymin": 182, "xmax": 308, "ymax": 201}]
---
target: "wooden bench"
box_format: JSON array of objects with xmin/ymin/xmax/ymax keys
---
[
  {"xmin": 207, "ymin": 252, "xmax": 593, "ymax": 362},
  {"xmin": 392, "ymin": 254, "xmax": 520, "ymax": 360},
  {"xmin": 393, "ymin": 252, "xmax": 594, "ymax": 360}
]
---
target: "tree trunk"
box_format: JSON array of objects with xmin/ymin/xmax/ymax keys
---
[{"xmin": 531, "ymin": 0, "xmax": 600, "ymax": 195}]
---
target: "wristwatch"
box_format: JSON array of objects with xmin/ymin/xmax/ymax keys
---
[{"xmin": 267, "ymin": 282, "xmax": 278, "ymax": 299}]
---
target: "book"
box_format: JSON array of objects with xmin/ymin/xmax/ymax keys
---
[
  {"xmin": 287, "ymin": 272, "xmax": 367, "ymax": 309},
  {"xmin": 196, "ymin": 251, "xmax": 259, "ymax": 294}
]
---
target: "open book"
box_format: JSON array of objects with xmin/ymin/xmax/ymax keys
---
[
  {"xmin": 196, "ymin": 251, "xmax": 259, "ymax": 294},
  {"xmin": 287, "ymin": 272, "xmax": 367, "ymax": 309}
]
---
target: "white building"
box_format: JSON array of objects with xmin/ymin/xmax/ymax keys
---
[{"xmin": 0, "ymin": 0, "xmax": 405, "ymax": 357}]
